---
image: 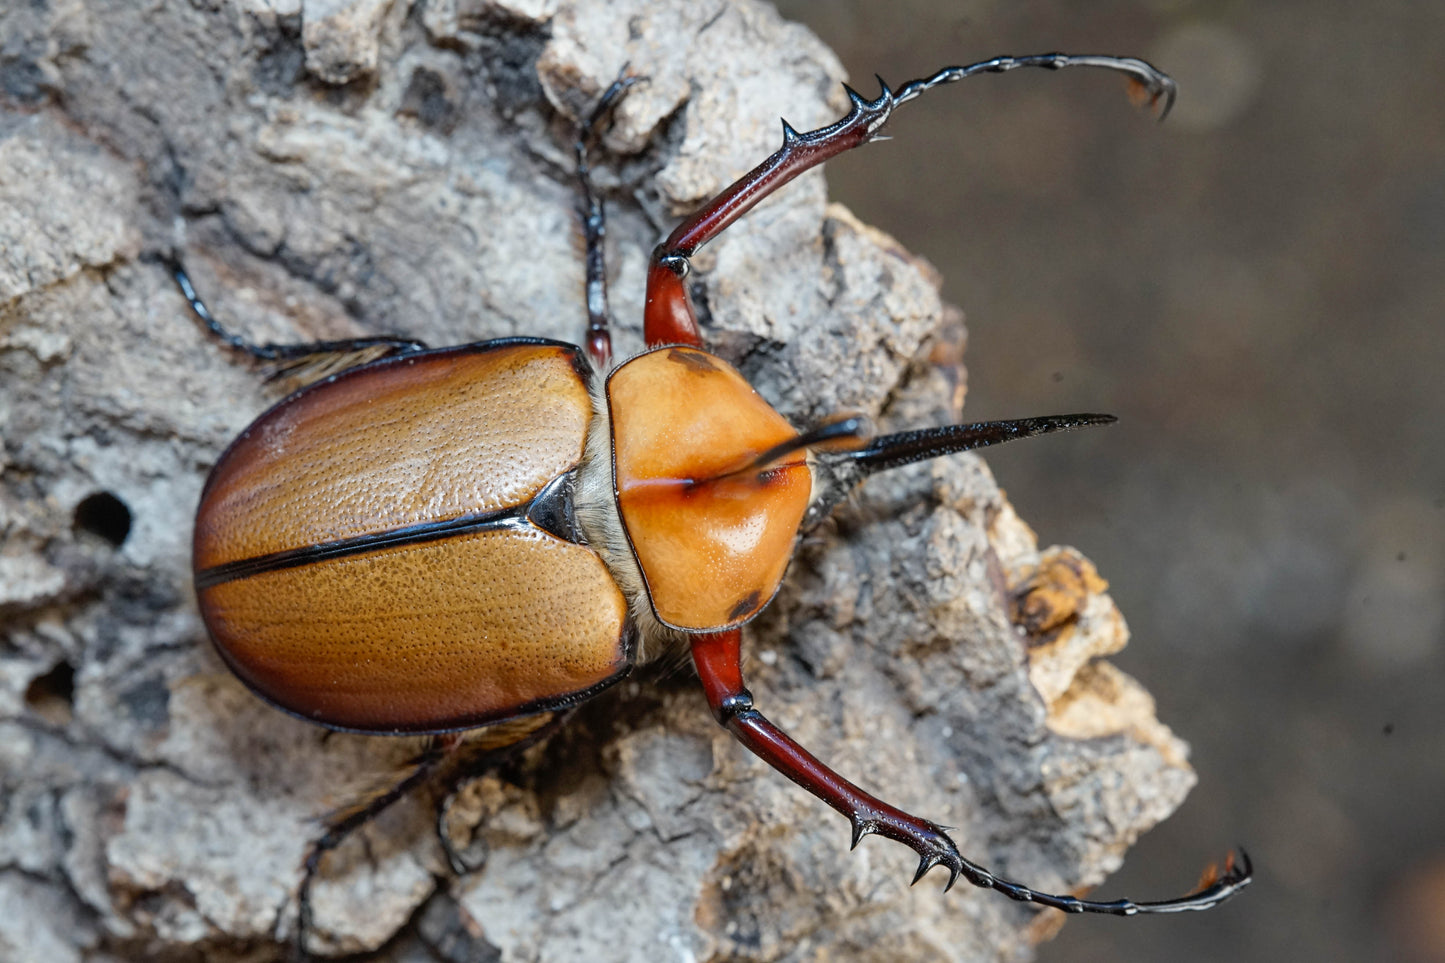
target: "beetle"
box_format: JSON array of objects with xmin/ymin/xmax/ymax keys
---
[{"xmin": 177, "ymin": 52, "xmax": 1251, "ymax": 951}]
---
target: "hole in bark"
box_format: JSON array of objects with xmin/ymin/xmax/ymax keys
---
[
  {"xmin": 26, "ymin": 660, "xmax": 75, "ymax": 724},
  {"xmin": 73, "ymin": 491, "xmax": 131, "ymax": 547},
  {"xmin": 400, "ymin": 67, "xmax": 459, "ymax": 132}
]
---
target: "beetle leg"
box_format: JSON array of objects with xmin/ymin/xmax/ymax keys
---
[
  {"xmin": 430, "ymin": 711, "xmax": 570, "ymax": 875},
  {"xmin": 292, "ymin": 737, "xmax": 454, "ymax": 956},
  {"xmin": 690, "ymin": 629, "xmax": 1252, "ymax": 914},
  {"xmin": 644, "ymin": 53, "xmax": 1174, "ymax": 348},
  {"xmin": 290, "ymin": 713, "xmax": 566, "ymax": 953},
  {"xmin": 576, "ymin": 71, "xmax": 643, "ymax": 370},
  {"xmin": 161, "ymin": 253, "xmax": 428, "ymax": 383},
  {"xmin": 436, "ymin": 790, "xmax": 490, "ymax": 877}
]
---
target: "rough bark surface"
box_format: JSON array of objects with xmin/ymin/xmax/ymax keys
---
[{"xmin": 0, "ymin": 2, "xmax": 1195, "ymax": 960}]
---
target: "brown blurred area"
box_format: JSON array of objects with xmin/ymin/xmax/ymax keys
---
[{"xmin": 774, "ymin": 1, "xmax": 1445, "ymax": 961}]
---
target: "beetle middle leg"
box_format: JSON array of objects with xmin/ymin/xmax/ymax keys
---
[
  {"xmin": 575, "ymin": 70, "xmax": 643, "ymax": 371},
  {"xmin": 430, "ymin": 712, "xmax": 571, "ymax": 875},
  {"xmin": 691, "ymin": 628, "xmax": 1251, "ymax": 914},
  {"xmin": 292, "ymin": 742, "xmax": 444, "ymax": 957}
]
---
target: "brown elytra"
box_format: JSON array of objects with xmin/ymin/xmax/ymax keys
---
[{"xmin": 193, "ymin": 340, "xmax": 630, "ymax": 733}]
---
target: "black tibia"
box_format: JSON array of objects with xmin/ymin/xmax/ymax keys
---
[
  {"xmin": 292, "ymin": 741, "xmax": 449, "ymax": 957},
  {"xmin": 162, "ymin": 253, "xmax": 427, "ymax": 372},
  {"xmin": 575, "ymin": 71, "xmax": 643, "ymax": 371}
]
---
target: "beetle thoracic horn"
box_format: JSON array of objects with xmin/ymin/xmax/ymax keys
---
[
  {"xmin": 803, "ymin": 413, "xmax": 1116, "ymax": 528},
  {"xmin": 725, "ymin": 414, "xmax": 874, "ymax": 479},
  {"xmin": 851, "ymin": 412, "xmax": 1117, "ymax": 474},
  {"xmin": 750, "ymin": 412, "xmax": 1116, "ymax": 483}
]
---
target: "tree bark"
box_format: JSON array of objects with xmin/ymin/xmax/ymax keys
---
[{"xmin": 0, "ymin": 1, "xmax": 1195, "ymax": 959}]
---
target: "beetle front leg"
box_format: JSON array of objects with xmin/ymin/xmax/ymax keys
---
[
  {"xmin": 642, "ymin": 93, "xmax": 889, "ymax": 348},
  {"xmin": 691, "ymin": 630, "xmax": 979, "ymax": 885},
  {"xmin": 691, "ymin": 629, "xmax": 1252, "ymax": 914},
  {"xmin": 643, "ymin": 53, "xmax": 1175, "ymax": 349}
]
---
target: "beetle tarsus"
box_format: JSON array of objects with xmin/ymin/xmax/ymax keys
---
[
  {"xmin": 891, "ymin": 53, "xmax": 1176, "ymax": 121},
  {"xmin": 896, "ymin": 828, "xmax": 1254, "ymax": 915},
  {"xmin": 437, "ymin": 792, "xmax": 491, "ymax": 876},
  {"xmin": 868, "ymin": 813, "xmax": 1252, "ymax": 914}
]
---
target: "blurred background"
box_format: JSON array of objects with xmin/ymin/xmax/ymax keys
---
[{"xmin": 773, "ymin": 2, "xmax": 1445, "ymax": 961}]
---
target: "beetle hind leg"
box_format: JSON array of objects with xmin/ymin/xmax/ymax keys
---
[
  {"xmin": 158, "ymin": 252, "xmax": 428, "ymax": 386},
  {"xmin": 691, "ymin": 629, "xmax": 1252, "ymax": 916},
  {"xmin": 287, "ymin": 714, "xmax": 567, "ymax": 955}
]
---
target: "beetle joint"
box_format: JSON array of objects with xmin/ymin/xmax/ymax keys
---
[
  {"xmin": 657, "ymin": 253, "xmax": 690, "ymax": 278},
  {"xmin": 714, "ymin": 689, "xmax": 754, "ymax": 725}
]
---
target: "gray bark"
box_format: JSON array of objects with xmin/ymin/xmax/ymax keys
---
[{"xmin": 0, "ymin": 1, "xmax": 1195, "ymax": 960}]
